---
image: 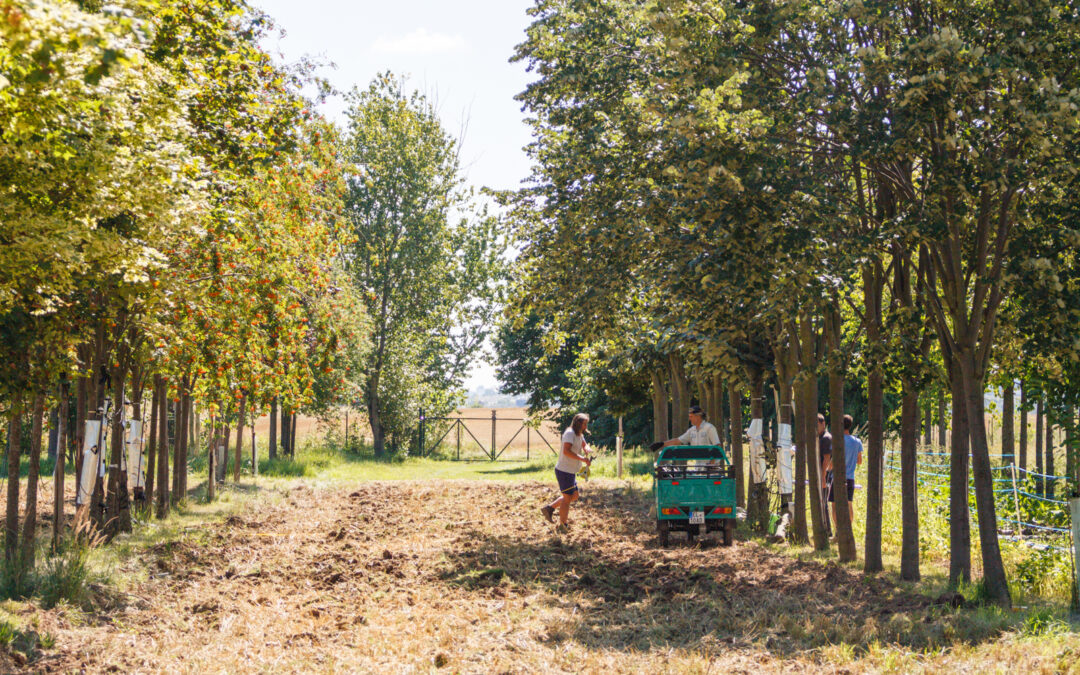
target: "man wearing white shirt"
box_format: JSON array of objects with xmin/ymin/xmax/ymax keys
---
[{"xmin": 654, "ymin": 405, "xmax": 721, "ymax": 450}]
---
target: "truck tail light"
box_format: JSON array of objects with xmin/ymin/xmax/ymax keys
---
[
  {"xmin": 711, "ymin": 507, "xmax": 732, "ymax": 515},
  {"xmin": 661, "ymin": 507, "xmax": 684, "ymax": 516}
]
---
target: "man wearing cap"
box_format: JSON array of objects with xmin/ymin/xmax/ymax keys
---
[{"xmin": 653, "ymin": 405, "xmax": 721, "ymax": 450}]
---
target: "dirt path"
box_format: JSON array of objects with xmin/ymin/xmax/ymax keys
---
[{"xmin": 22, "ymin": 480, "xmax": 1011, "ymax": 673}]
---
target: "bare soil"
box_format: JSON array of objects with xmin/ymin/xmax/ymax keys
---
[{"xmin": 14, "ymin": 480, "xmax": 1059, "ymax": 673}]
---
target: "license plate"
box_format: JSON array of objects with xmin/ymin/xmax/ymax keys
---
[{"xmin": 689, "ymin": 511, "xmax": 705, "ymax": 524}]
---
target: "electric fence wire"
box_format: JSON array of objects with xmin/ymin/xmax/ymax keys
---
[{"xmin": 883, "ymin": 450, "xmax": 1075, "ymax": 553}]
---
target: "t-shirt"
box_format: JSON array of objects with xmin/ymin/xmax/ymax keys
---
[
  {"xmin": 819, "ymin": 431, "xmax": 832, "ymax": 459},
  {"xmin": 843, "ymin": 434, "xmax": 863, "ymax": 480},
  {"xmin": 555, "ymin": 428, "xmax": 584, "ymax": 473},
  {"xmin": 677, "ymin": 421, "xmax": 721, "ymax": 446}
]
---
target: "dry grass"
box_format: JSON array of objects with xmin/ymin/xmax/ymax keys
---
[{"xmin": 7, "ymin": 478, "xmax": 1077, "ymax": 673}]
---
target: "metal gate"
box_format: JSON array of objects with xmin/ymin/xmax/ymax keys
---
[{"xmin": 418, "ymin": 409, "xmax": 557, "ymax": 460}]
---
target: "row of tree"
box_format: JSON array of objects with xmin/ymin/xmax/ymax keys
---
[
  {"xmin": 0, "ymin": 0, "xmax": 500, "ymax": 580},
  {"xmin": 0, "ymin": 0, "xmax": 364, "ymax": 569},
  {"xmin": 504, "ymin": 0, "xmax": 1080, "ymax": 608}
]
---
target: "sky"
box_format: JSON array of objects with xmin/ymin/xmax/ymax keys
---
[{"xmin": 251, "ymin": 0, "xmax": 537, "ymax": 391}]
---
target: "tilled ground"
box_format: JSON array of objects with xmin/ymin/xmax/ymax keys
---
[{"xmin": 11, "ymin": 479, "xmax": 1043, "ymax": 673}]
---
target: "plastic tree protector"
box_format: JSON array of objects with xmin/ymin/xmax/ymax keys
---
[
  {"xmin": 125, "ymin": 419, "xmax": 145, "ymax": 490},
  {"xmin": 747, "ymin": 418, "xmax": 767, "ymax": 484},
  {"xmin": 76, "ymin": 419, "xmax": 106, "ymax": 506},
  {"xmin": 777, "ymin": 423, "xmax": 795, "ymax": 495}
]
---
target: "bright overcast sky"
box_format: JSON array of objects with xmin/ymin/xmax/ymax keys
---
[{"xmin": 252, "ymin": 0, "xmax": 537, "ymax": 391}]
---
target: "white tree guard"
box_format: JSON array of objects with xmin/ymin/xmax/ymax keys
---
[
  {"xmin": 777, "ymin": 423, "xmax": 794, "ymax": 494},
  {"xmin": 125, "ymin": 420, "xmax": 145, "ymax": 490},
  {"xmin": 747, "ymin": 418, "xmax": 766, "ymax": 484},
  {"xmin": 77, "ymin": 419, "xmax": 106, "ymax": 506}
]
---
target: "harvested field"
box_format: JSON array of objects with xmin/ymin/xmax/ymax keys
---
[{"xmin": 20, "ymin": 479, "xmax": 1072, "ymax": 673}]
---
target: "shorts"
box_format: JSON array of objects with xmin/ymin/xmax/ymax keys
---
[
  {"xmin": 555, "ymin": 469, "xmax": 578, "ymax": 496},
  {"xmin": 828, "ymin": 478, "xmax": 855, "ymax": 503}
]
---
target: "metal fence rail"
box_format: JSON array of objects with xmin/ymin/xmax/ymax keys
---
[{"xmin": 417, "ymin": 409, "xmax": 557, "ymax": 460}]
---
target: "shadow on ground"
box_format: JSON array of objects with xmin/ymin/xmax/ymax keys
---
[{"xmin": 434, "ymin": 483, "xmax": 1059, "ymax": 657}]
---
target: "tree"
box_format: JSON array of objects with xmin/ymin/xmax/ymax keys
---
[{"xmin": 343, "ymin": 74, "xmax": 503, "ymax": 456}]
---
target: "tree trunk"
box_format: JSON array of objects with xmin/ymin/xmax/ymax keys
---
[
  {"xmin": 900, "ymin": 383, "xmax": 921, "ymax": 581},
  {"xmin": 156, "ymin": 380, "xmax": 170, "ymax": 519},
  {"xmin": 826, "ymin": 305, "xmax": 856, "ymax": 562},
  {"xmin": 801, "ymin": 373, "xmax": 827, "ymax": 550},
  {"xmin": 773, "ymin": 340, "xmax": 802, "ymax": 542},
  {"xmin": 728, "ymin": 381, "xmax": 745, "ymax": 509},
  {"xmin": 145, "ymin": 378, "xmax": 159, "ymax": 510},
  {"xmin": 1036, "ymin": 398, "xmax": 1044, "ymax": 495},
  {"xmin": 75, "ymin": 371, "xmax": 87, "ymax": 480},
  {"xmin": 922, "ymin": 397, "xmax": 932, "ymax": 447},
  {"xmin": 105, "ymin": 356, "xmax": 131, "ymax": 537},
  {"xmin": 269, "ymin": 397, "xmax": 278, "ymax": 460},
  {"xmin": 171, "ymin": 392, "xmax": 181, "ymax": 500},
  {"xmin": 1046, "ymin": 413, "xmax": 1055, "ymax": 500},
  {"xmin": 21, "ymin": 394, "xmax": 45, "ymax": 568},
  {"xmin": 650, "ymin": 370, "xmax": 669, "ymax": 443},
  {"xmin": 958, "ymin": 353, "xmax": 1011, "ymax": 607},
  {"xmin": 53, "ymin": 380, "xmax": 69, "ymax": 552},
  {"xmin": 1019, "ymin": 381, "xmax": 1028, "ymax": 470},
  {"xmin": 714, "ymin": 373, "xmax": 726, "ymax": 449},
  {"xmin": 1067, "ymin": 406, "xmax": 1077, "ymax": 487},
  {"xmin": 790, "ymin": 374, "xmax": 808, "ymax": 545},
  {"xmin": 47, "ymin": 406, "xmax": 58, "ymax": 462},
  {"xmin": 669, "ymin": 354, "xmax": 689, "ymax": 436},
  {"xmin": 948, "ymin": 360, "xmax": 971, "ymax": 588},
  {"xmin": 937, "ymin": 387, "xmax": 947, "ymax": 448},
  {"xmin": 290, "ymin": 414, "xmax": 298, "ymax": 457},
  {"xmin": 218, "ymin": 419, "xmax": 231, "ymax": 484},
  {"xmin": 283, "ymin": 406, "xmax": 294, "ymax": 457},
  {"xmin": 180, "ymin": 393, "xmax": 192, "ymax": 498},
  {"xmin": 796, "ymin": 311, "xmax": 827, "ymax": 550},
  {"xmin": 234, "ymin": 394, "xmax": 246, "ymax": 482},
  {"xmin": 5, "ymin": 396, "xmax": 22, "ymax": 563},
  {"xmin": 207, "ymin": 421, "xmax": 217, "ymax": 502},
  {"xmin": 1002, "ymin": 383, "xmax": 1015, "ymax": 464},
  {"xmin": 863, "ymin": 264, "xmax": 885, "ymax": 574},
  {"xmin": 746, "ymin": 365, "xmax": 768, "ymax": 533},
  {"xmin": 173, "ymin": 390, "xmax": 189, "ymax": 505}
]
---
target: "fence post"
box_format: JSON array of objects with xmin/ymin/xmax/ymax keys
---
[
  {"xmin": 527, "ymin": 425, "xmax": 530, "ymax": 461},
  {"xmin": 1011, "ymin": 463, "xmax": 1023, "ymax": 536},
  {"xmin": 617, "ymin": 415, "xmax": 624, "ymax": 479},
  {"xmin": 1070, "ymin": 497, "xmax": 1080, "ymax": 614},
  {"xmin": 456, "ymin": 420, "xmax": 461, "ymax": 461},
  {"xmin": 490, "ymin": 410, "xmax": 497, "ymax": 461}
]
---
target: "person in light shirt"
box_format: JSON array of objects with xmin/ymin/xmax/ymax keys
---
[
  {"xmin": 540, "ymin": 413, "xmax": 591, "ymax": 529},
  {"xmin": 653, "ymin": 405, "xmax": 720, "ymax": 450}
]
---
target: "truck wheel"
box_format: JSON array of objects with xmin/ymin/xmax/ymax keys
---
[
  {"xmin": 722, "ymin": 518, "xmax": 735, "ymax": 547},
  {"xmin": 657, "ymin": 520, "xmax": 669, "ymax": 547}
]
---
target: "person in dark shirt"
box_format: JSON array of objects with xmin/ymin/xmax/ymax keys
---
[{"xmin": 818, "ymin": 413, "xmax": 833, "ymax": 537}]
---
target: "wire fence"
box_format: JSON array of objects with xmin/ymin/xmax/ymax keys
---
[{"xmin": 883, "ymin": 449, "xmax": 1076, "ymax": 554}]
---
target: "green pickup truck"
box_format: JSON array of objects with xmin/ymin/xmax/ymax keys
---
[{"xmin": 653, "ymin": 445, "xmax": 737, "ymax": 547}]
